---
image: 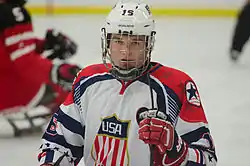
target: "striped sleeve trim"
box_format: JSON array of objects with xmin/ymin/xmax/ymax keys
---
[{"xmin": 188, "ymin": 148, "xmax": 205, "ymax": 164}]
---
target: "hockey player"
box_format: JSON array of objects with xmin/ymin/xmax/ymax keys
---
[
  {"xmin": 38, "ymin": 0, "xmax": 217, "ymax": 165},
  {"xmin": 230, "ymin": 0, "xmax": 250, "ymax": 61},
  {"xmin": 0, "ymin": 0, "xmax": 81, "ymax": 137}
]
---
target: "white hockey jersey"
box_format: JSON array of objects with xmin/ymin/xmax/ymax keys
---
[{"xmin": 38, "ymin": 62, "xmax": 217, "ymax": 166}]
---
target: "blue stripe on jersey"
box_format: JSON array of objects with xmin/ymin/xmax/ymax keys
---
[
  {"xmin": 57, "ymin": 108, "xmax": 85, "ymax": 138},
  {"xmin": 149, "ymin": 63, "xmax": 162, "ymax": 73},
  {"xmin": 163, "ymin": 84, "xmax": 182, "ymax": 109},
  {"xmin": 73, "ymin": 74, "xmax": 115, "ymax": 105},
  {"xmin": 149, "ymin": 63, "xmax": 182, "ymax": 109},
  {"xmin": 45, "ymin": 150, "xmax": 54, "ymax": 163},
  {"xmin": 186, "ymin": 161, "xmax": 205, "ymax": 166},
  {"xmin": 182, "ymin": 127, "xmax": 217, "ymax": 161},
  {"xmin": 42, "ymin": 132, "xmax": 84, "ymax": 160},
  {"xmin": 73, "ymin": 76, "xmax": 87, "ymax": 89},
  {"xmin": 181, "ymin": 126, "xmax": 210, "ymax": 144},
  {"xmin": 187, "ymin": 127, "xmax": 217, "ymax": 161},
  {"xmin": 198, "ymin": 149, "xmax": 204, "ymax": 164},
  {"xmin": 138, "ymin": 76, "xmax": 168, "ymax": 122},
  {"xmin": 190, "ymin": 145, "xmax": 217, "ymax": 162},
  {"xmin": 139, "ymin": 75, "xmax": 182, "ymax": 124}
]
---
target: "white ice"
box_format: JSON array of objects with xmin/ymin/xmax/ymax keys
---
[{"xmin": 1, "ymin": 15, "xmax": 250, "ymax": 166}]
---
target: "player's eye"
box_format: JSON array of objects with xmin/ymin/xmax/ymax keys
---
[
  {"xmin": 113, "ymin": 39, "xmax": 123, "ymax": 44},
  {"xmin": 131, "ymin": 41, "xmax": 141, "ymax": 45}
]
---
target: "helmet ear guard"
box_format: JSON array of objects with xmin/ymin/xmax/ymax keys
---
[
  {"xmin": 101, "ymin": 1, "xmax": 156, "ymax": 81},
  {"xmin": 148, "ymin": 30, "xmax": 156, "ymax": 55},
  {"xmin": 101, "ymin": 28, "xmax": 108, "ymax": 65}
]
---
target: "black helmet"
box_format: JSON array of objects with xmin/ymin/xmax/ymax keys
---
[{"xmin": 7, "ymin": 0, "xmax": 27, "ymax": 6}]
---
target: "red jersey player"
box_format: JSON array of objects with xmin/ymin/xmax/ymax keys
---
[{"xmin": 0, "ymin": 0, "xmax": 81, "ymax": 137}]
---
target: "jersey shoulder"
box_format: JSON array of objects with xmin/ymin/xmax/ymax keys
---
[
  {"xmin": 152, "ymin": 63, "xmax": 193, "ymax": 84},
  {"xmin": 151, "ymin": 62, "xmax": 198, "ymax": 103},
  {"xmin": 0, "ymin": 4, "xmax": 31, "ymax": 31},
  {"xmin": 73, "ymin": 63, "xmax": 110, "ymax": 85},
  {"xmin": 78, "ymin": 63, "xmax": 109, "ymax": 77}
]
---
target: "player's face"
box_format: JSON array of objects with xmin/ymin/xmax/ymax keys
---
[{"xmin": 109, "ymin": 34, "xmax": 147, "ymax": 70}]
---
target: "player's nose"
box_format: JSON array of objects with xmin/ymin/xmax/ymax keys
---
[{"xmin": 121, "ymin": 46, "xmax": 132, "ymax": 57}]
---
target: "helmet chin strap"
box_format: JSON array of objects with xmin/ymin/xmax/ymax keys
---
[
  {"xmin": 110, "ymin": 67, "xmax": 139, "ymax": 81},
  {"xmin": 110, "ymin": 58, "xmax": 151, "ymax": 81}
]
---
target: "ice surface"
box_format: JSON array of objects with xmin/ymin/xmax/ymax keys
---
[{"xmin": 1, "ymin": 15, "xmax": 250, "ymax": 166}]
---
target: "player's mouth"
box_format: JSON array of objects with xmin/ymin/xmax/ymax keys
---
[
  {"xmin": 120, "ymin": 59, "xmax": 135, "ymax": 63},
  {"xmin": 119, "ymin": 59, "xmax": 137, "ymax": 69}
]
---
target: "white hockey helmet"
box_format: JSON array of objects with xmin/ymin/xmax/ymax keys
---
[{"xmin": 101, "ymin": 0, "xmax": 156, "ymax": 81}]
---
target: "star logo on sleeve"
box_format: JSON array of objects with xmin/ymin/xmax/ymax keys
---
[{"xmin": 185, "ymin": 81, "xmax": 201, "ymax": 106}]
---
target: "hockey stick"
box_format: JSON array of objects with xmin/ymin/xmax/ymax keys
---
[
  {"xmin": 147, "ymin": 73, "xmax": 156, "ymax": 166},
  {"xmin": 136, "ymin": 73, "xmax": 156, "ymax": 166}
]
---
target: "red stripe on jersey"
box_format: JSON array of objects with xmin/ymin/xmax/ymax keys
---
[
  {"xmin": 102, "ymin": 137, "xmax": 113, "ymax": 166},
  {"xmin": 111, "ymin": 139, "xmax": 120, "ymax": 165},
  {"xmin": 99, "ymin": 136, "xmax": 107, "ymax": 164},
  {"xmin": 73, "ymin": 64, "xmax": 110, "ymax": 85},
  {"xmin": 3, "ymin": 23, "xmax": 33, "ymax": 37},
  {"xmin": 194, "ymin": 149, "xmax": 200, "ymax": 163},
  {"xmin": 38, "ymin": 151, "xmax": 47, "ymax": 161},
  {"xmin": 94, "ymin": 137, "xmax": 100, "ymax": 163},
  {"xmin": 62, "ymin": 92, "xmax": 74, "ymax": 106},
  {"xmin": 7, "ymin": 39, "xmax": 34, "ymax": 51},
  {"xmin": 120, "ymin": 139, "xmax": 127, "ymax": 166},
  {"xmin": 119, "ymin": 81, "xmax": 133, "ymax": 95},
  {"xmin": 3, "ymin": 23, "xmax": 36, "ymax": 57}
]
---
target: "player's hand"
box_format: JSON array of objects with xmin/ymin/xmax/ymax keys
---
[
  {"xmin": 43, "ymin": 29, "xmax": 77, "ymax": 60},
  {"xmin": 51, "ymin": 63, "xmax": 81, "ymax": 91},
  {"xmin": 137, "ymin": 109, "xmax": 188, "ymax": 165},
  {"xmin": 139, "ymin": 116, "xmax": 175, "ymax": 153}
]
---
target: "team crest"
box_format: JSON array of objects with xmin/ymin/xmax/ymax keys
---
[
  {"xmin": 45, "ymin": 113, "xmax": 58, "ymax": 136},
  {"xmin": 186, "ymin": 81, "xmax": 201, "ymax": 106},
  {"xmin": 91, "ymin": 114, "xmax": 131, "ymax": 166}
]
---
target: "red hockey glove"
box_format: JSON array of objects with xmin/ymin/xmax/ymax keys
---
[
  {"xmin": 138, "ymin": 109, "xmax": 188, "ymax": 166},
  {"xmin": 51, "ymin": 63, "xmax": 81, "ymax": 91},
  {"xmin": 37, "ymin": 29, "xmax": 77, "ymax": 60}
]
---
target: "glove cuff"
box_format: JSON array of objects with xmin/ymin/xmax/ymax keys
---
[
  {"xmin": 162, "ymin": 139, "xmax": 188, "ymax": 166},
  {"xmin": 51, "ymin": 63, "xmax": 81, "ymax": 91}
]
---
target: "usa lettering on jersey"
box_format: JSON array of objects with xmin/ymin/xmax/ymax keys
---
[{"xmin": 91, "ymin": 114, "xmax": 131, "ymax": 166}]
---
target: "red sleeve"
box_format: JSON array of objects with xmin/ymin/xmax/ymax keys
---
[
  {"xmin": 179, "ymin": 78, "xmax": 208, "ymax": 124},
  {"xmin": 152, "ymin": 65, "xmax": 217, "ymax": 165},
  {"xmin": 152, "ymin": 65, "xmax": 207, "ymax": 124}
]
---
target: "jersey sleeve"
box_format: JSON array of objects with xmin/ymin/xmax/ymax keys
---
[
  {"xmin": 38, "ymin": 65, "xmax": 108, "ymax": 165},
  {"xmin": 38, "ymin": 79, "xmax": 85, "ymax": 165},
  {"xmin": 0, "ymin": 5, "xmax": 52, "ymax": 83},
  {"xmin": 176, "ymin": 76, "xmax": 217, "ymax": 166}
]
